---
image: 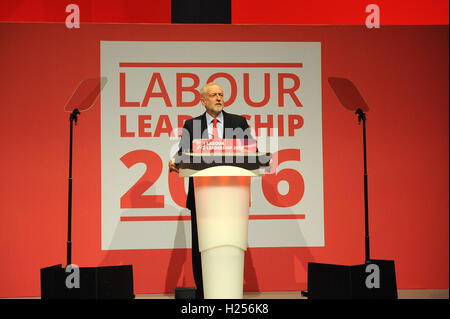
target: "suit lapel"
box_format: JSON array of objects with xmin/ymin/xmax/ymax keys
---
[
  {"xmin": 201, "ymin": 112, "xmax": 208, "ymax": 139},
  {"xmin": 222, "ymin": 111, "xmax": 229, "ymax": 138}
]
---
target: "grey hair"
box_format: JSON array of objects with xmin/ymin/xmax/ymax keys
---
[{"xmin": 200, "ymin": 82, "xmax": 223, "ymax": 98}]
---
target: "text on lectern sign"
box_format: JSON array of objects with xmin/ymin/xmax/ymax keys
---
[{"xmin": 192, "ymin": 139, "xmax": 258, "ymax": 153}]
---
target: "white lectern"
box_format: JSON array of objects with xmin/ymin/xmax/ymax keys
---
[{"xmin": 177, "ymin": 150, "xmax": 271, "ymax": 299}]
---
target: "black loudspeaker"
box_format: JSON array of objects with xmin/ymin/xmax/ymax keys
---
[
  {"xmin": 307, "ymin": 260, "xmax": 397, "ymax": 299},
  {"xmin": 175, "ymin": 287, "xmax": 196, "ymax": 299},
  {"xmin": 40, "ymin": 264, "xmax": 134, "ymax": 299}
]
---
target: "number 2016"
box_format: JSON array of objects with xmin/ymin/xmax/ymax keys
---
[{"xmin": 119, "ymin": 148, "xmax": 304, "ymax": 209}]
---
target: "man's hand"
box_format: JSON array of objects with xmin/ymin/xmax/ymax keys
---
[{"xmin": 168, "ymin": 158, "xmax": 179, "ymax": 173}]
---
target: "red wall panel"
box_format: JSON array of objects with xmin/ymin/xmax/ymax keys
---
[
  {"xmin": 232, "ymin": 0, "xmax": 449, "ymax": 25},
  {"xmin": 0, "ymin": 0, "xmax": 171, "ymax": 23}
]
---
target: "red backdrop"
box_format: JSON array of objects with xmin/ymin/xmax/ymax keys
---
[
  {"xmin": 1, "ymin": 0, "xmax": 448, "ymax": 24},
  {"xmin": 232, "ymin": 0, "xmax": 449, "ymax": 25},
  {"xmin": 0, "ymin": 23, "xmax": 448, "ymax": 297}
]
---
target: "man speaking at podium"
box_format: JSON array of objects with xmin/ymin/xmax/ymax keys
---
[{"xmin": 168, "ymin": 82, "xmax": 253, "ymax": 299}]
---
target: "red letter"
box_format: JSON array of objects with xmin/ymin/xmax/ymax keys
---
[
  {"xmin": 154, "ymin": 115, "xmax": 174, "ymax": 137},
  {"xmin": 177, "ymin": 73, "xmax": 201, "ymax": 107},
  {"xmin": 261, "ymin": 149, "xmax": 304, "ymax": 207},
  {"xmin": 288, "ymin": 114, "xmax": 304, "ymax": 136},
  {"xmin": 120, "ymin": 115, "xmax": 135, "ymax": 137},
  {"xmin": 120, "ymin": 73, "xmax": 140, "ymax": 107},
  {"xmin": 277, "ymin": 114, "xmax": 284, "ymax": 137},
  {"xmin": 138, "ymin": 115, "xmax": 152, "ymax": 137},
  {"xmin": 278, "ymin": 73, "xmax": 302, "ymax": 107},
  {"xmin": 243, "ymin": 73, "xmax": 270, "ymax": 107},
  {"xmin": 254, "ymin": 114, "xmax": 274, "ymax": 137},
  {"xmin": 207, "ymin": 73, "xmax": 237, "ymax": 107},
  {"xmin": 142, "ymin": 73, "xmax": 172, "ymax": 107},
  {"xmin": 120, "ymin": 150, "xmax": 164, "ymax": 208}
]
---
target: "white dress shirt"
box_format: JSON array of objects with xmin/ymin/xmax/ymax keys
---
[{"xmin": 205, "ymin": 111, "xmax": 224, "ymax": 139}]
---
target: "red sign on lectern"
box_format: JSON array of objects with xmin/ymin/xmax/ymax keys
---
[{"xmin": 192, "ymin": 139, "xmax": 258, "ymax": 153}]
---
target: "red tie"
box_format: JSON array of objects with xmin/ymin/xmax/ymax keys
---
[{"xmin": 212, "ymin": 118, "xmax": 219, "ymax": 139}]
